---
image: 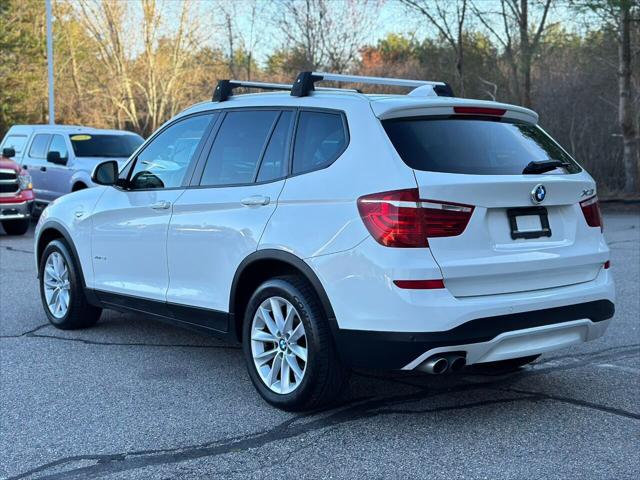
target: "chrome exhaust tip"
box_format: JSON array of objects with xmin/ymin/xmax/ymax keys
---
[
  {"xmin": 418, "ymin": 356, "xmax": 449, "ymax": 375},
  {"xmin": 446, "ymin": 354, "xmax": 466, "ymax": 373}
]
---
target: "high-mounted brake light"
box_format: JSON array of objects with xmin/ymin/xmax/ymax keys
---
[
  {"xmin": 453, "ymin": 106, "xmax": 506, "ymax": 116},
  {"xmin": 580, "ymin": 195, "xmax": 603, "ymax": 232},
  {"xmin": 357, "ymin": 188, "xmax": 474, "ymax": 247}
]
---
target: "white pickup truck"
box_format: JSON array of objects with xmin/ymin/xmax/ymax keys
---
[{"xmin": 0, "ymin": 125, "xmax": 143, "ymax": 206}]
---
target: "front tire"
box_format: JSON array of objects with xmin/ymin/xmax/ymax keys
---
[
  {"xmin": 243, "ymin": 276, "xmax": 348, "ymax": 411},
  {"xmin": 39, "ymin": 239, "xmax": 102, "ymax": 329},
  {"xmin": 2, "ymin": 218, "xmax": 30, "ymax": 235}
]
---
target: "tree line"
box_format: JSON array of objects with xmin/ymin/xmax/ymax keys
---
[{"xmin": 0, "ymin": 0, "xmax": 638, "ymax": 194}]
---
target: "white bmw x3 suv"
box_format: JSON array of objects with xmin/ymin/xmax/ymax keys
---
[{"xmin": 35, "ymin": 72, "xmax": 615, "ymax": 410}]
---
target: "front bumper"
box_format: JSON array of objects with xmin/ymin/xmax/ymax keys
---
[
  {"xmin": 0, "ymin": 200, "xmax": 34, "ymax": 221},
  {"xmin": 335, "ymin": 300, "xmax": 614, "ymax": 369}
]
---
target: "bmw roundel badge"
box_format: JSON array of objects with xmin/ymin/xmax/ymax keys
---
[{"xmin": 531, "ymin": 184, "xmax": 546, "ymax": 204}]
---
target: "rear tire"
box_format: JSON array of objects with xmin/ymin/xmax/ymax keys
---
[
  {"xmin": 469, "ymin": 355, "xmax": 540, "ymax": 373},
  {"xmin": 39, "ymin": 239, "xmax": 102, "ymax": 329},
  {"xmin": 2, "ymin": 218, "xmax": 30, "ymax": 235},
  {"xmin": 242, "ymin": 275, "xmax": 348, "ymax": 411}
]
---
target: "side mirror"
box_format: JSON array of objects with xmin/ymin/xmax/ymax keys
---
[
  {"xmin": 47, "ymin": 151, "xmax": 68, "ymax": 165},
  {"xmin": 92, "ymin": 160, "xmax": 119, "ymax": 186},
  {"xmin": 2, "ymin": 147, "xmax": 16, "ymax": 158}
]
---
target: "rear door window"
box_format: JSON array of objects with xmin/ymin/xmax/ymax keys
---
[
  {"xmin": 292, "ymin": 111, "xmax": 347, "ymax": 175},
  {"xmin": 48, "ymin": 135, "xmax": 69, "ymax": 160},
  {"xmin": 382, "ymin": 118, "xmax": 580, "ymax": 175},
  {"xmin": 257, "ymin": 111, "xmax": 294, "ymax": 183},
  {"xmin": 28, "ymin": 134, "xmax": 51, "ymax": 158},
  {"xmin": 200, "ymin": 110, "xmax": 279, "ymax": 186}
]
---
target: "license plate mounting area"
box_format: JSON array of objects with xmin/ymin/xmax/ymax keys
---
[{"xmin": 507, "ymin": 206, "xmax": 552, "ymax": 240}]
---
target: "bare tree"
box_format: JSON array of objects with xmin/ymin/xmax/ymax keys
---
[
  {"xmin": 73, "ymin": 0, "xmax": 203, "ymax": 135},
  {"xmin": 400, "ymin": 0, "xmax": 468, "ymax": 95},
  {"xmin": 478, "ymin": 76, "xmax": 499, "ymax": 100},
  {"xmin": 472, "ymin": 0, "xmax": 552, "ymax": 108},
  {"xmin": 617, "ymin": 0, "xmax": 639, "ymax": 193},
  {"xmin": 320, "ymin": 0, "xmax": 381, "ymax": 72},
  {"xmin": 273, "ymin": 0, "xmax": 324, "ymax": 70},
  {"xmin": 572, "ymin": 0, "xmax": 639, "ymax": 193},
  {"xmin": 218, "ymin": 0, "xmax": 263, "ymax": 80},
  {"xmin": 75, "ymin": 0, "xmax": 139, "ymax": 130},
  {"xmin": 273, "ymin": 0, "xmax": 381, "ymax": 73}
]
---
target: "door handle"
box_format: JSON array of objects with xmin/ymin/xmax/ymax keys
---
[
  {"xmin": 40, "ymin": 166, "xmax": 47, "ymax": 172},
  {"xmin": 241, "ymin": 195, "xmax": 270, "ymax": 206},
  {"xmin": 150, "ymin": 200, "xmax": 171, "ymax": 210}
]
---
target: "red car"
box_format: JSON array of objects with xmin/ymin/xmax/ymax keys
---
[{"xmin": 0, "ymin": 147, "xmax": 35, "ymax": 235}]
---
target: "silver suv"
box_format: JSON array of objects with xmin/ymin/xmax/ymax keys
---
[{"xmin": 0, "ymin": 125, "xmax": 143, "ymax": 205}]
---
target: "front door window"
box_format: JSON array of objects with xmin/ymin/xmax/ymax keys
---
[{"xmin": 129, "ymin": 114, "xmax": 215, "ymax": 190}]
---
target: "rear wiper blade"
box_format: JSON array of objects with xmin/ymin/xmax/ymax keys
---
[{"xmin": 522, "ymin": 159, "xmax": 568, "ymax": 174}]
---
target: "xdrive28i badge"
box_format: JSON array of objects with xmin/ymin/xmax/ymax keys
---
[{"xmin": 531, "ymin": 184, "xmax": 546, "ymax": 204}]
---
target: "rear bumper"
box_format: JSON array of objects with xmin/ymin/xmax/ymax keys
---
[
  {"xmin": 334, "ymin": 300, "xmax": 614, "ymax": 369},
  {"xmin": 0, "ymin": 200, "xmax": 34, "ymax": 221},
  {"xmin": 307, "ymin": 233, "xmax": 615, "ymax": 369}
]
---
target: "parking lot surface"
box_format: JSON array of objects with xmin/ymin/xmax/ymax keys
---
[{"xmin": 1, "ymin": 205, "xmax": 638, "ymax": 479}]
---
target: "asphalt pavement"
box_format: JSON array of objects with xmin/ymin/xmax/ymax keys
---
[{"xmin": 1, "ymin": 205, "xmax": 638, "ymax": 479}]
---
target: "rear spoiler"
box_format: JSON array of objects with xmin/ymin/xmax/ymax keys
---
[{"xmin": 372, "ymin": 101, "xmax": 539, "ymax": 125}]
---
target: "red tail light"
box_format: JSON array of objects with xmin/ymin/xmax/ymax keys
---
[
  {"xmin": 580, "ymin": 195, "xmax": 603, "ymax": 232},
  {"xmin": 357, "ymin": 188, "xmax": 474, "ymax": 247},
  {"xmin": 393, "ymin": 279, "xmax": 445, "ymax": 289}
]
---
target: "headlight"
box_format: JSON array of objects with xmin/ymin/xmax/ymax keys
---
[{"xmin": 18, "ymin": 172, "xmax": 32, "ymax": 190}]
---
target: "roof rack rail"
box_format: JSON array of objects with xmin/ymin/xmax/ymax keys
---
[
  {"xmin": 213, "ymin": 80, "xmax": 293, "ymax": 102},
  {"xmin": 212, "ymin": 73, "xmax": 453, "ymax": 102},
  {"xmin": 212, "ymin": 79, "xmax": 360, "ymax": 102},
  {"xmin": 291, "ymin": 71, "xmax": 455, "ymax": 98}
]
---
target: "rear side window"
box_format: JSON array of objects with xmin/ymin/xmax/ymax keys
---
[
  {"xmin": 49, "ymin": 135, "xmax": 68, "ymax": 159},
  {"xmin": 200, "ymin": 110, "xmax": 279, "ymax": 186},
  {"xmin": 2, "ymin": 135, "xmax": 28, "ymax": 154},
  {"xmin": 28, "ymin": 134, "xmax": 51, "ymax": 158},
  {"xmin": 257, "ymin": 111, "xmax": 294, "ymax": 183},
  {"xmin": 292, "ymin": 111, "xmax": 346, "ymax": 175},
  {"xmin": 70, "ymin": 134, "xmax": 143, "ymax": 158},
  {"xmin": 382, "ymin": 118, "xmax": 580, "ymax": 175}
]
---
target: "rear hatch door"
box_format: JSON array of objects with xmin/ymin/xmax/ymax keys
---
[{"xmin": 380, "ymin": 107, "xmax": 608, "ymax": 297}]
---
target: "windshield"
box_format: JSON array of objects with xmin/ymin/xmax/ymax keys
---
[
  {"xmin": 2, "ymin": 135, "xmax": 28, "ymax": 154},
  {"xmin": 382, "ymin": 117, "xmax": 581, "ymax": 175},
  {"xmin": 69, "ymin": 134, "xmax": 143, "ymax": 158}
]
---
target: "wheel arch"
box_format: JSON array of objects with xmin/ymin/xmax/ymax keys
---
[
  {"xmin": 69, "ymin": 170, "xmax": 93, "ymax": 193},
  {"xmin": 36, "ymin": 221, "xmax": 88, "ymax": 289},
  {"xmin": 71, "ymin": 181, "xmax": 88, "ymax": 192},
  {"xmin": 229, "ymin": 249, "xmax": 338, "ymax": 343}
]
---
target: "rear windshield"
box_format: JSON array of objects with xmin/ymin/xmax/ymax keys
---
[
  {"xmin": 382, "ymin": 117, "xmax": 580, "ymax": 175},
  {"xmin": 69, "ymin": 134, "xmax": 143, "ymax": 158}
]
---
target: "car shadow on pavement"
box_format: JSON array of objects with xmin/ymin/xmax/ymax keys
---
[{"xmin": 15, "ymin": 307, "xmax": 639, "ymax": 421}]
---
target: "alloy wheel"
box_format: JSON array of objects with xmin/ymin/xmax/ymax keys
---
[
  {"xmin": 250, "ymin": 296, "xmax": 308, "ymax": 395},
  {"xmin": 43, "ymin": 251, "xmax": 71, "ymax": 319}
]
